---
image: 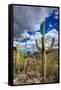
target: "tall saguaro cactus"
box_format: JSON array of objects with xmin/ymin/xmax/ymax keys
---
[{"xmin": 35, "ymin": 21, "xmax": 55, "ymax": 82}]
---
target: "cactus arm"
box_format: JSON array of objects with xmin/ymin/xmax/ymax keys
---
[
  {"xmin": 46, "ymin": 38, "xmax": 55, "ymax": 54},
  {"xmin": 35, "ymin": 22, "xmax": 45, "ymax": 51},
  {"xmin": 35, "ymin": 39, "xmax": 41, "ymax": 50},
  {"xmin": 42, "ymin": 22, "xmax": 47, "ymax": 82}
]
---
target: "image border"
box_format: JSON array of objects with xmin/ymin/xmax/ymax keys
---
[{"xmin": 8, "ymin": 4, "xmax": 60, "ymax": 86}]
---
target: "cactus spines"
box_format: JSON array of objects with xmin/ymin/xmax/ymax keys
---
[{"xmin": 35, "ymin": 21, "xmax": 55, "ymax": 82}]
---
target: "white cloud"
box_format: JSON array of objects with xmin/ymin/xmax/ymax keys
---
[
  {"xmin": 55, "ymin": 16, "xmax": 58, "ymax": 19},
  {"xmin": 34, "ymin": 24, "xmax": 40, "ymax": 31},
  {"xmin": 30, "ymin": 32, "xmax": 42, "ymax": 40},
  {"xmin": 53, "ymin": 10, "xmax": 58, "ymax": 20},
  {"xmin": 45, "ymin": 29, "xmax": 58, "ymax": 48},
  {"xmin": 13, "ymin": 41, "xmax": 17, "ymax": 47},
  {"xmin": 21, "ymin": 31, "xmax": 30, "ymax": 38},
  {"xmin": 13, "ymin": 40, "xmax": 25, "ymax": 47},
  {"xmin": 49, "ymin": 23, "xmax": 53, "ymax": 28},
  {"xmin": 55, "ymin": 10, "xmax": 58, "ymax": 15},
  {"xmin": 13, "ymin": 28, "xmax": 58, "ymax": 53}
]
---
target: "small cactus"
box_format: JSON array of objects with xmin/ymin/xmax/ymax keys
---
[{"xmin": 35, "ymin": 21, "xmax": 55, "ymax": 82}]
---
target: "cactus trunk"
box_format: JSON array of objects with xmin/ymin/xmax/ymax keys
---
[
  {"xmin": 42, "ymin": 22, "xmax": 46, "ymax": 82},
  {"xmin": 42, "ymin": 51, "xmax": 46, "ymax": 82}
]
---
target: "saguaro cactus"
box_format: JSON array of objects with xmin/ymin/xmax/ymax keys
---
[
  {"xmin": 16, "ymin": 42, "xmax": 20, "ymax": 62},
  {"xmin": 35, "ymin": 21, "xmax": 55, "ymax": 82},
  {"xmin": 16, "ymin": 41, "xmax": 23, "ymax": 73},
  {"xmin": 23, "ymin": 36, "xmax": 28, "ymax": 73}
]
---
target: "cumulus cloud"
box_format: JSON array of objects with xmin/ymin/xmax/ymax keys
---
[
  {"xmin": 21, "ymin": 31, "xmax": 30, "ymax": 38},
  {"xmin": 13, "ymin": 5, "xmax": 58, "ymax": 38},
  {"xmin": 45, "ymin": 29, "xmax": 58, "ymax": 48}
]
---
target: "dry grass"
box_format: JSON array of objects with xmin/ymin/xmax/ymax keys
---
[{"xmin": 13, "ymin": 48, "xmax": 59, "ymax": 85}]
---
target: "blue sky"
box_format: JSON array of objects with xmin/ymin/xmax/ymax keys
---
[{"xmin": 13, "ymin": 6, "xmax": 59, "ymax": 53}]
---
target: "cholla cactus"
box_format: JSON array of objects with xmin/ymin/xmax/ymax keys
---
[{"xmin": 35, "ymin": 22, "xmax": 55, "ymax": 82}]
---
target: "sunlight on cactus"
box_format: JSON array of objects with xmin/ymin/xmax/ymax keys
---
[{"xmin": 16, "ymin": 41, "xmax": 24, "ymax": 73}]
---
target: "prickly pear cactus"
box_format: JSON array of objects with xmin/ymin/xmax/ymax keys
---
[{"xmin": 35, "ymin": 22, "xmax": 55, "ymax": 82}]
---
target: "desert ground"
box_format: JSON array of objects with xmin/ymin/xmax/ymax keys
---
[{"xmin": 13, "ymin": 48, "xmax": 59, "ymax": 85}]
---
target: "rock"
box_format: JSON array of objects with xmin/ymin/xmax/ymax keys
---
[
  {"xmin": 33, "ymin": 78, "xmax": 40, "ymax": 83},
  {"xmin": 26, "ymin": 79, "xmax": 34, "ymax": 84}
]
